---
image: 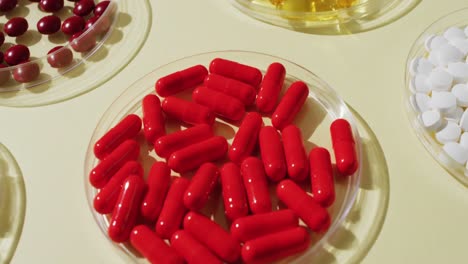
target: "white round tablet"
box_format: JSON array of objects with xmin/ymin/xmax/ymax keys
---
[
  {"xmin": 445, "ymin": 107, "xmax": 464, "ymax": 123},
  {"xmin": 459, "ymin": 108, "xmax": 468, "ymax": 131},
  {"xmin": 413, "ymin": 74, "xmax": 432, "ymax": 93},
  {"xmin": 443, "ymin": 27, "xmax": 466, "ymax": 42},
  {"xmin": 464, "ymin": 26, "xmax": 468, "ymax": 37},
  {"xmin": 436, "ymin": 121, "xmax": 461, "ymax": 144},
  {"xmin": 447, "ymin": 62, "xmax": 468, "ymax": 83},
  {"xmin": 421, "ymin": 110, "xmax": 442, "ymax": 131},
  {"xmin": 443, "ymin": 142, "xmax": 468, "ymax": 164},
  {"xmin": 431, "ymin": 91, "xmax": 457, "ymax": 113},
  {"xmin": 451, "ymin": 84, "xmax": 468, "ymax": 107},
  {"xmin": 460, "ymin": 132, "xmax": 468, "ymax": 149},
  {"xmin": 428, "ymin": 69, "xmax": 453, "ymax": 91},
  {"xmin": 436, "ymin": 43, "xmax": 464, "ymax": 66},
  {"xmin": 412, "ymin": 93, "xmax": 431, "ymax": 112},
  {"xmin": 425, "ymin": 35, "xmax": 448, "ymax": 51},
  {"xmin": 450, "ymin": 39, "xmax": 468, "ymax": 56},
  {"xmin": 428, "ymin": 51, "xmax": 439, "ymax": 65}
]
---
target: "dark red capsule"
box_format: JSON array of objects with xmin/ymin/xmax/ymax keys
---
[
  {"xmin": 229, "ymin": 112, "xmax": 263, "ymax": 163},
  {"xmin": 330, "ymin": 119, "xmax": 358, "ymax": 176},
  {"xmin": 0, "ymin": 32, "xmax": 4, "ymax": 46},
  {"xmin": 193, "ymin": 86, "xmax": 245, "ymax": 121},
  {"xmin": 309, "ymin": 147, "xmax": 335, "ymax": 207},
  {"xmin": 4, "ymin": 45, "xmax": 30, "ymax": 66},
  {"xmin": 142, "ymin": 94, "xmax": 165, "ymax": 144},
  {"xmin": 161, "ymin": 96, "xmax": 215, "ymax": 126},
  {"xmin": 0, "ymin": 0, "xmax": 17, "ymax": 12},
  {"xmin": 47, "ymin": 46, "xmax": 73, "ymax": 68},
  {"xmin": 4, "ymin": 17, "xmax": 28, "ymax": 37},
  {"xmin": 240, "ymin": 157, "xmax": 271, "ymax": 214},
  {"xmin": 0, "ymin": 65, "xmax": 10, "ymax": 85},
  {"xmin": 13, "ymin": 61, "xmax": 40, "ymax": 83},
  {"xmin": 259, "ymin": 126, "xmax": 286, "ymax": 182},
  {"xmin": 40, "ymin": 0, "xmax": 64, "ymax": 12},
  {"xmin": 94, "ymin": 0, "xmax": 110, "ymax": 16},
  {"xmin": 140, "ymin": 162, "xmax": 170, "ymax": 222},
  {"xmin": 209, "ymin": 58, "xmax": 262, "ymax": 87},
  {"xmin": 257, "ymin": 62, "xmax": 286, "ymax": 113},
  {"xmin": 73, "ymin": 0, "xmax": 95, "ymax": 16},
  {"xmin": 0, "ymin": 52, "xmax": 3, "ymax": 64},
  {"xmin": 37, "ymin": 15, "xmax": 61, "ymax": 35},
  {"xmin": 61, "ymin": 16, "xmax": 85, "ymax": 35},
  {"xmin": 220, "ymin": 162, "xmax": 248, "ymax": 221},
  {"xmin": 155, "ymin": 65, "xmax": 208, "ymax": 97},
  {"xmin": 69, "ymin": 30, "xmax": 96, "ymax": 52},
  {"xmin": 85, "ymin": 15, "xmax": 111, "ymax": 34},
  {"xmin": 282, "ymin": 125, "xmax": 308, "ymax": 182},
  {"xmin": 204, "ymin": 73, "xmax": 257, "ymax": 105},
  {"xmin": 272, "ymin": 81, "xmax": 309, "ymax": 130},
  {"xmin": 170, "ymin": 230, "xmax": 223, "ymax": 264},
  {"xmin": 183, "ymin": 163, "xmax": 219, "ymax": 211}
]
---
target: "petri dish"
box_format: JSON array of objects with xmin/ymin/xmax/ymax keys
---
[
  {"xmin": 404, "ymin": 8, "xmax": 468, "ymax": 187},
  {"xmin": 0, "ymin": 143, "xmax": 26, "ymax": 264},
  {"xmin": 84, "ymin": 51, "xmax": 362, "ymax": 263}
]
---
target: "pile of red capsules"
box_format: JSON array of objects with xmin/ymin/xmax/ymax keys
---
[
  {"xmin": 89, "ymin": 58, "xmax": 358, "ymax": 264},
  {"xmin": 0, "ymin": 0, "xmax": 112, "ymax": 85}
]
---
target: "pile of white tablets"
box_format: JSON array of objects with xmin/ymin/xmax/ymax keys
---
[{"xmin": 409, "ymin": 26, "xmax": 468, "ymax": 167}]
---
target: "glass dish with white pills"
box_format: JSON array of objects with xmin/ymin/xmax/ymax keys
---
[{"xmin": 405, "ymin": 8, "xmax": 468, "ymax": 186}]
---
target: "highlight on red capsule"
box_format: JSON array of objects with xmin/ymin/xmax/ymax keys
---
[
  {"xmin": 140, "ymin": 162, "xmax": 171, "ymax": 222},
  {"xmin": 282, "ymin": 124, "xmax": 309, "ymax": 182},
  {"xmin": 192, "ymin": 86, "xmax": 246, "ymax": 121},
  {"xmin": 272, "ymin": 81, "xmax": 309, "ymax": 130},
  {"xmin": 183, "ymin": 163, "xmax": 219, "ymax": 212},
  {"xmin": 229, "ymin": 112, "xmax": 263, "ymax": 163},
  {"xmin": 142, "ymin": 94, "xmax": 166, "ymax": 143},
  {"xmin": 309, "ymin": 147, "xmax": 335, "ymax": 207},
  {"xmin": 209, "ymin": 58, "xmax": 263, "ymax": 87},
  {"xmin": 170, "ymin": 230, "xmax": 223, "ymax": 264},
  {"xmin": 330, "ymin": 118, "xmax": 358, "ymax": 176},
  {"xmin": 256, "ymin": 62, "xmax": 286, "ymax": 113},
  {"xmin": 259, "ymin": 126, "xmax": 287, "ymax": 182},
  {"xmin": 241, "ymin": 157, "xmax": 271, "ymax": 214},
  {"xmin": 220, "ymin": 162, "xmax": 249, "ymax": 221},
  {"xmin": 204, "ymin": 73, "xmax": 257, "ymax": 105},
  {"xmin": 155, "ymin": 65, "xmax": 208, "ymax": 97},
  {"xmin": 161, "ymin": 96, "xmax": 215, "ymax": 126}
]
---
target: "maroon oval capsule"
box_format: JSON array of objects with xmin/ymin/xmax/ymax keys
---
[
  {"xmin": 259, "ymin": 126, "xmax": 286, "ymax": 182},
  {"xmin": 183, "ymin": 163, "xmax": 219, "ymax": 211},
  {"xmin": 140, "ymin": 162, "xmax": 170, "ymax": 222},
  {"xmin": 85, "ymin": 15, "xmax": 110, "ymax": 34},
  {"xmin": 73, "ymin": 0, "xmax": 95, "ymax": 16},
  {"xmin": 37, "ymin": 15, "xmax": 61, "ymax": 35},
  {"xmin": 168, "ymin": 136, "xmax": 228, "ymax": 173},
  {"xmin": 0, "ymin": 52, "xmax": 3, "ymax": 64},
  {"xmin": 0, "ymin": 32, "xmax": 4, "ymax": 46},
  {"xmin": 155, "ymin": 177, "xmax": 190, "ymax": 239},
  {"xmin": 240, "ymin": 157, "xmax": 271, "ymax": 214},
  {"xmin": 204, "ymin": 74, "xmax": 257, "ymax": 105},
  {"xmin": 142, "ymin": 94, "xmax": 166, "ymax": 144},
  {"xmin": 93, "ymin": 114, "xmax": 142, "ymax": 160},
  {"xmin": 130, "ymin": 225, "xmax": 185, "ymax": 264},
  {"xmin": 4, "ymin": 45, "xmax": 30, "ymax": 66},
  {"xmin": 309, "ymin": 147, "xmax": 335, "ymax": 207},
  {"xmin": 40, "ymin": 0, "xmax": 64, "ymax": 12},
  {"xmin": 155, "ymin": 65, "xmax": 208, "ymax": 97},
  {"xmin": 229, "ymin": 112, "xmax": 263, "ymax": 163},
  {"xmin": 154, "ymin": 124, "xmax": 213, "ymax": 159},
  {"xmin": 209, "ymin": 58, "xmax": 262, "ymax": 87},
  {"xmin": 94, "ymin": 0, "xmax": 110, "ymax": 16},
  {"xmin": 4, "ymin": 17, "xmax": 28, "ymax": 37},
  {"xmin": 231, "ymin": 209, "xmax": 298, "ymax": 242},
  {"xmin": 108, "ymin": 175, "xmax": 146, "ymax": 243},
  {"xmin": 0, "ymin": 65, "xmax": 10, "ymax": 85},
  {"xmin": 241, "ymin": 226, "xmax": 310, "ymax": 264},
  {"xmin": 69, "ymin": 30, "xmax": 96, "ymax": 52},
  {"xmin": 184, "ymin": 211, "xmax": 241, "ymax": 263},
  {"xmin": 47, "ymin": 46, "xmax": 73, "ymax": 68},
  {"xmin": 220, "ymin": 162, "xmax": 248, "ymax": 221},
  {"xmin": 282, "ymin": 125, "xmax": 308, "ymax": 182},
  {"xmin": 277, "ymin": 179, "xmax": 330, "ymax": 233},
  {"xmin": 13, "ymin": 61, "xmax": 40, "ymax": 83},
  {"xmin": 272, "ymin": 81, "xmax": 309, "ymax": 130},
  {"xmin": 170, "ymin": 230, "xmax": 223, "ymax": 264},
  {"xmin": 161, "ymin": 96, "xmax": 215, "ymax": 126},
  {"xmin": 256, "ymin": 62, "xmax": 286, "ymax": 113},
  {"xmin": 330, "ymin": 119, "xmax": 358, "ymax": 176},
  {"xmin": 93, "ymin": 161, "xmax": 143, "ymax": 215},
  {"xmin": 0, "ymin": 0, "xmax": 17, "ymax": 12},
  {"xmin": 89, "ymin": 139, "xmax": 140, "ymax": 188},
  {"xmin": 192, "ymin": 86, "xmax": 245, "ymax": 121},
  {"xmin": 61, "ymin": 16, "xmax": 85, "ymax": 35}
]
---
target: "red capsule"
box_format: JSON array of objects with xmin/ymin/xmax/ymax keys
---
[
  {"xmin": 240, "ymin": 157, "xmax": 271, "ymax": 214},
  {"xmin": 170, "ymin": 230, "xmax": 223, "ymax": 264},
  {"xmin": 209, "ymin": 58, "xmax": 262, "ymax": 87},
  {"xmin": 277, "ymin": 179, "xmax": 330, "ymax": 232},
  {"xmin": 40, "ymin": 0, "xmax": 64, "ymax": 12},
  {"xmin": 89, "ymin": 139, "xmax": 140, "ymax": 188},
  {"xmin": 259, "ymin": 126, "xmax": 286, "ymax": 182},
  {"xmin": 0, "ymin": 32, "xmax": 4, "ymax": 46},
  {"xmin": 0, "ymin": 0, "xmax": 17, "ymax": 12},
  {"xmin": 85, "ymin": 15, "xmax": 110, "ymax": 34},
  {"xmin": 204, "ymin": 73, "xmax": 256, "ymax": 105},
  {"xmin": 69, "ymin": 30, "xmax": 96, "ymax": 52},
  {"xmin": 13, "ymin": 61, "xmax": 40, "ymax": 83},
  {"xmin": 140, "ymin": 162, "xmax": 170, "ymax": 222},
  {"xmin": 282, "ymin": 125, "xmax": 308, "ymax": 182},
  {"xmin": 47, "ymin": 46, "xmax": 73, "ymax": 68},
  {"xmin": 241, "ymin": 227, "xmax": 310, "ymax": 264},
  {"xmin": 330, "ymin": 119, "xmax": 358, "ymax": 176},
  {"xmin": 4, "ymin": 44, "xmax": 30, "ymax": 66},
  {"xmin": 37, "ymin": 15, "xmax": 61, "ymax": 35},
  {"xmin": 154, "ymin": 124, "xmax": 213, "ymax": 159},
  {"xmin": 93, "ymin": 114, "xmax": 142, "ymax": 160},
  {"xmin": 161, "ymin": 96, "xmax": 215, "ymax": 126},
  {"xmin": 0, "ymin": 65, "xmax": 10, "ymax": 85},
  {"xmin": 130, "ymin": 225, "xmax": 184, "ymax": 264},
  {"xmin": 272, "ymin": 81, "xmax": 309, "ymax": 130},
  {"xmin": 108, "ymin": 175, "xmax": 146, "ymax": 243},
  {"xmin": 142, "ymin": 94, "xmax": 166, "ymax": 143},
  {"xmin": 184, "ymin": 212, "xmax": 241, "ymax": 262},
  {"xmin": 309, "ymin": 147, "xmax": 335, "ymax": 207},
  {"xmin": 61, "ymin": 16, "xmax": 85, "ymax": 35},
  {"xmin": 230, "ymin": 209, "xmax": 298, "ymax": 242},
  {"xmin": 256, "ymin": 62, "xmax": 286, "ymax": 113},
  {"xmin": 220, "ymin": 162, "xmax": 248, "ymax": 221},
  {"xmin": 94, "ymin": 0, "xmax": 110, "ymax": 16},
  {"xmin": 228, "ymin": 112, "xmax": 263, "ymax": 163},
  {"xmin": 192, "ymin": 86, "xmax": 245, "ymax": 121},
  {"xmin": 155, "ymin": 177, "xmax": 190, "ymax": 239},
  {"xmin": 93, "ymin": 161, "xmax": 143, "ymax": 215},
  {"xmin": 73, "ymin": 0, "xmax": 95, "ymax": 16},
  {"xmin": 168, "ymin": 136, "xmax": 228, "ymax": 173},
  {"xmin": 155, "ymin": 65, "xmax": 208, "ymax": 97},
  {"xmin": 183, "ymin": 163, "xmax": 219, "ymax": 211},
  {"xmin": 4, "ymin": 17, "xmax": 28, "ymax": 37}
]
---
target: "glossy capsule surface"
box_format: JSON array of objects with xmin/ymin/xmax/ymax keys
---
[
  {"xmin": 155, "ymin": 177, "xmax": 190, "ymax": 239},
  {"xmin": 241, "ymin": 226, "xmax": 310, "ymax": 264},
  {"xmin": 40, "ymin": 0, "xmax": 64, "ymax": 12},
  {"xmin": 155, "ymin": 65, "xmax": 208, "ymax": 97},
  {"xmin": 259, "ymin": 126, "xmax": 286, "ymax": 182},
  {"xmin": 142, "ymin": 94, "xmax": 166, "ymax": 143},
  {"xmin": 282, "ymin": 125, "xmax": 308, "ymax": 182},
  {"xmin": 89, "ymin": 139, "xmax": 140, "ymax": 188},
  {"xmin": 94, "ymin": 0, "xmax": 110, "ymax": 16},
  {"xmin": 93, "ymin": 114, "xmax": 142, "ymax": 160},
  {"xmin": 170, "ymin": 230, "xmax": 223, "ymax": 264},
  {"xmin": 61, "ymin": 15, "xmax": 85, "ymax": 35},
  {"xmin": 37, "ymin": 15, "xmax": 61, "ymax": 35},
  {"xmin": 272, "ymin": 81, "xmax": 309, "ymax": 130},
  {"xmin": 309, "ymin": 147, "xmax": 335, "ymax": 207},
  {"xmin": 73, "ymin": 0, "xmax": 95, "ymax": 16},
  {"xmin": 4, "ymin": 45, "xmax": 30, "ymax": 66},
  {"xmin": 241, "ymin": 157, "xmax": 271, "ymax": 214},
  {"xmin": 69, "ymin": 30, "xmax": 96, "ymax": 52},
  {"xmin": 192, "ymin": 86, "xmax": 245, "ymax": 121},
  {"xmin": 108, "ymin": 175, "xmax": 146, "ymax": 243},
  {"xmin": 220, "ymin": 162, "xmax": 248, "ymax": 221},
  {"xmin": 183, "ymin": 163, "xmax": 219, "ymax": 211},
  {"xmin": 277, "ymin": 179, "xmax": 330, "ymax": 232},
  {"xmin": 330, "ymin": 119, "xmax": 358, "ymax": 176},
  {"xmin": 4, "ymin": 17, "xmax": 28, "ymax": 37},
  {"xmin": 141, "ymin": 162, "xmax": 171, "ymax": 222},
  {"xmin": 161, "ymin": 96, "xmax": 215, "ymax": 126},
  {"xmin": 204, "ymin": 73, "xmax": 257, "ymax": 105},
  {"xmin": 93, "ymin": 161, "xmax": 143, "ymax": 214},
  {"xmin": 168, "ymin": 136, "xmax": 228, "ymax": 173},
  {"xmin": 229, "ymin": 112, "xmax": 263, "ymax": 163},
  {"xmin": 130, "ymin": 225, "xmax": 184, "ymax": 264},
  {"xmin": 230, "ymin": 209, "xmax": 298, "ymax": 242},
  {"xmin": 13, "ymin": 61, "xmax": 40, "ymax": 83},
  {"xmin": 47, "ymin": 46, "xmax": 73, "ymax": 68},
  {"xmin": 209, "ymin": 58, "xmax": 262, "ymax": 87},
  {"xmin": 154, "ymin": 124, "xmax": 213, "ymax": 159},
  {"xmin": 256, "ymin": 62, "xmax": 286, "ymax": 113},
  {"xmin": 184, "ymin": 212, "xmax": 241, "ymax": 263}
]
